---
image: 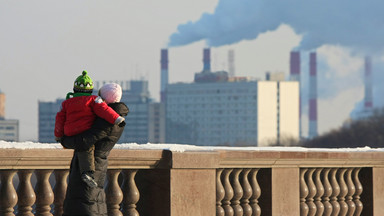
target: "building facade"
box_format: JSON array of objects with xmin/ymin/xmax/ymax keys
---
[
  {"xmin": 0, "ymin": 119, "xmax": 19, "ymax": 141},
  {"xmin": 0, "ymin": 91, "xmax": 19, "ymax": 142},
  {"xmin": 148, "ymin": 103, "xmax": 166, "ymax": 143},
  {"xmin": 166, "ymin": 79, "xmax": 299, "ymax": 146}
]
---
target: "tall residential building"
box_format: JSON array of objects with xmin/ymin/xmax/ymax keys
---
[
  {"xmin": 0, "ymin": 119, "xmax": 19, "ymax": 141},
  {"xmin": 148, "ymin": 103, "xmax": 166, "ymax": 143},
  {"xmin": 166, "ymin": 78, "xmax": 299, "ymax": 146},
  {"xmin": 38, "ymin": 99, "xmax": 64, "ymax": 143},
  {"xmin": 118, "ymin": 80, "xmax": 152, "ymax": 144}
]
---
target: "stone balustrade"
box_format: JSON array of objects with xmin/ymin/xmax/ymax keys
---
[{"xmin": 0, "ymin": 147, "xmax": 384, "ymax": 216}]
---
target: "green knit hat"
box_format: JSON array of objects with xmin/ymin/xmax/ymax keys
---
[{"xmin": 73, "ymin": 70, "xmax": 93, "ymax": 93}]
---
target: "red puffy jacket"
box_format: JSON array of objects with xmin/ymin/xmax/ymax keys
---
[{"xmin": 54, "ymin": 95, "xmax": 120, "ymax": 137}]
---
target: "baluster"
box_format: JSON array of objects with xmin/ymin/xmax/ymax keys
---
[
  {"xmin": 306, "ymin": 168, "xmax": 317, "ymax": 216},
  {"xmin": 230, "ymin": 169, "xmax": 243, "ymax": 216},
  {"xmin": 345, "ymin": 168, "xmax": 356, "ymax": 216},
  {"xmin": 106, "ymin": 169, "xmax": 123, "ymax": 216},
  {"xmin": 249, "ymin": 168, "xmax": 261, "ymax": 216},
  {"xmin": 222, "ymin": 169, "xmax": 234, "ymax": 216},
  {"xmin": 216, "ymin": 169, "xmax": 225, "ymax": 216},
  {"xmin": 121, "ymin": 169, "xmax": 140, "ymax": 216},
  {"xmin": 321, "ymin": 168, "xmax": 333, "ymax": 216},
  {"xmin": 53, "ymin": 170, "xmax": 69, "ymax": 216},
  {"xmin": 300, "ymin": 168, "xmax": 309, "ymax": 216},
  {"xmin": 329, "ymin": 169, "xmax": 340, "ymax": 216},
  {"xmin": 337, "ymin": 168, "xmax": 348, "ymax": 216},
  {"xmin": 240, "ymin": 169, "xmax": 252, "ymax": 216},
  {"xmin": 352, "ymin": 168, "xmax": 363, "ymax": 216},
  {"xmin": 0, "ymin": 170, "xmax": 18, "ymax": 216},
  {"xmin": 35, "ymin": 169, "xmax": 54, "ymax": 216},
  {"xmin": 17, "ymin": 170, "xmax": 35, "ymax": 216},
  {"xmin": 313, "ymin": 168, "xmax": 324, "ymax": 216}
]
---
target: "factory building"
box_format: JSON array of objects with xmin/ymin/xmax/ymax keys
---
[
  {"xmin": 165, "ymin": 48, "xmax": 299, "ymax": 146},
  {"xmin": 166, "ymin": 78, "xmax": 299, "ymax": 146}
]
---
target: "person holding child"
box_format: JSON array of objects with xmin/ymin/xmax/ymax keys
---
[
  {"xmin": 55, "ymin": 70, "xmax": 125, "ymax": 188},
  {"xmin": 57, "ymin": 72, "xmax": 129, "ymax": 215}
]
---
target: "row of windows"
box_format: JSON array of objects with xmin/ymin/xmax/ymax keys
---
[
  {"xmin": 0, "ymin": 126, "xmax": 16, "ymax": 130},
  {"xmin": 168, "ymin": 95, "xmax": 257, "ymax": 103},
  {"xmin": 196, "ymin": 137, "xmax": 258, "ymax": 145},
  {"xmin": 39, "ymin": 129, "xmax": 54, "ymax": 133},
  {"xmin": 39, "ymin": 116, "xmax": 56, "ymax": 121},
  {"xmin": 168, "ymin": 115, "xmax": 257, "ymax": 121},
  {"xmin": 167, "ymin": 110, "xmax": 257, "ymax": 117},
  {"xmin": 0, "ymin": 132, "xmax": 17, "ymax": 137},
  {"xmin": 168, "ymin": 87, "xmax": 255, "ymax": 95}
]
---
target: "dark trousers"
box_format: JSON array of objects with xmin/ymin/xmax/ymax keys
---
[{"xmin": 77, "ymin": 145, "xmax": 95, "ymax": 174}]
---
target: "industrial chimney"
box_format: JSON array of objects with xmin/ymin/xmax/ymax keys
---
[
  {"xmin": 364, "ymin": 56, "xmax": 373, "ymax": 110},
  {"xmin": 228, "ymin": 49, "xmax": 235, "ymax": 77},
  {"xmin": 160, "ymin": 49, "xmax": 169, "ymax": 103},
  {"xmin": 290, "ymin": 51, "xmax": 301, "ymax": 137},
  {"xmin": 0, "ymin": 91, "xmax": 4, "ymax": 120},
  {"xmin": 203, "ymin": 48, "xmax": 211, "ymax": 72},
  {"xmin": 308, "ymin": 52, "xmax": 318, "ymax": 138}
]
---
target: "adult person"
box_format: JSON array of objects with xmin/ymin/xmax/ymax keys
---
[{"xmin": 60, "ymin": 83, "xmax": 129, "ymax": 216}]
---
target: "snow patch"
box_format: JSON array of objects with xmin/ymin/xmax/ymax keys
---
[{"xmin": 0, "ymin": 141, "xmax": 383, "ymax": 153}]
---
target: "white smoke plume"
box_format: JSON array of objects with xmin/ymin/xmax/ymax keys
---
[{"xmin": 168, "ymin": 0, "xmax": 384, "ymax": 53}]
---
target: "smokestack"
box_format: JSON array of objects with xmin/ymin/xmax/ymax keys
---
[
  {"xmin": 364, "ymin": 56, "xmax": 373, "ymax": 109},
  {"xmin": 309, "ymin": 52, "xmax": 318, "ymax": 138},
  {"xmin": 228, "ymin": 49, "xmax": 235, "ymax": 77},
  {"xmin": 160, "ymin": 49, "xmax": 169, "ymax": 103},
  {"xmin": 203, "ymin": 48, "xmax": 211, "ymax": 72},
  {"xmin": 290, "ymin": 51, "xmax": 301, "ymax": 137},
  {"xmin": 0, "ymin": 92, "xmax": 5, "ymax": 120}
]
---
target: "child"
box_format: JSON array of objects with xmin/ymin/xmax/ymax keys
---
[{"xmin": 55, "ymin": 70, "xmax": 125, "ymax": 187}]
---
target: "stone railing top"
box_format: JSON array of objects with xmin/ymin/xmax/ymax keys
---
[{"xmin": 1, "ymin": 141, "xmax": 384, "ymax": 169}]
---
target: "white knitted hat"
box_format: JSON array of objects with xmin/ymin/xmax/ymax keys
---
[{"xmin": 99, "ymin": 83, "xmax": 122, "ymax": 104}]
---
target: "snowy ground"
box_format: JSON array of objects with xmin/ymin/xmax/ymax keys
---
[{"xmin": 1, "ymin": 141, "xmax": 383, "ymax": 153}]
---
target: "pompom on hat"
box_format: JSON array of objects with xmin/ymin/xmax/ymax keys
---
[
  {"xmin": 74, "ymin": 70, "xmax": 94, "ymax": 93},
  {"xmin": 99, "ymin": 83, "xmax": 122, "ymax": 104}
]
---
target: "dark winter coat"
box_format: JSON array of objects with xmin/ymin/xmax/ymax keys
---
[{"xmin": 61, "ymin": 102, "xmax": 129, "ymax": 216}]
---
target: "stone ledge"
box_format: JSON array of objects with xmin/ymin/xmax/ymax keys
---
[{"xmin": 0, "ymin": 148, "xmax": 383, "ymax": 169}]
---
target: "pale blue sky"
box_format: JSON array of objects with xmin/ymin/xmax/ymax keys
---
[{"xmin": 0, "ymin": 0, "xmax": 381, "ymax": 141}]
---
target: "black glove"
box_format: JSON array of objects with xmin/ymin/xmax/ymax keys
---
[{"xmin": 118, "ymin": 121, "xmax": 126, "ymax": 127}]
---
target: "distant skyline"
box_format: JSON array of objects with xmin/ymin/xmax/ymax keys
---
[{"xmin": 0, "ymin": 0, "xmax": 382, "ymax": 141}]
